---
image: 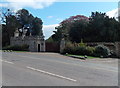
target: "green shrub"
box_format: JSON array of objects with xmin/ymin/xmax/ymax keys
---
[
  {"xmin": 74, "ymin": 46, "xmax": 87, "ymax": 55},
  {"xmin": 86, "ymin": 46, "xmax": 95, "ymax": 56},
  {"xmin": 61, "ymin": 42, "xmax": 73, "ymax": 54},
  {"xmin": 94, "ymin": 45, "xmax": 110, "ymax": 57},
  {"xmin": 62, "ymin": 42, "xmax": 95, "ymax": 56},
  {"xmin": 62, "ymin": 42, "xmax": 111, "ymax": 58},
  {"xmin": 3, "ymin": 44, "xmax": 29, "ymax": 51},
  {"xmin": 62, "ymin": 44, "xmax": 75, "ymax": 54}
]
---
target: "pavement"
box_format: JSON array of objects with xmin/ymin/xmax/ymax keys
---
[{"xmin": 1, "ymin": 52, "xmax": 118, "ymax": 86}]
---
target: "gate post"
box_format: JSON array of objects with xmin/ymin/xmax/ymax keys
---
[
  {"xmin": 60, "ymin": 38, "xmax": 65, "ymax": 53},
  {"xmin": 115, "ymin": 42, "xmax": 120, "ymax": 58}
]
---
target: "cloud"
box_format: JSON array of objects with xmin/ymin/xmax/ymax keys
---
[
  {"xmin": 47, "ymin": 16, "xmax": 53, "ymax": 19},
  {"xmin": 0, "ymin": 3, "xmax": 8, "ymax": 7},
  {"xmin": 106, "ymin": 8, "xmax": 120, "ymax": 20},
  {"xmin": 56, "ymin": 18, "xmax": 63, "ymax": 22},
  {"xmin": 1, "ymin": 0, "xmax": 57, "ymax": 10},
  {"xmin": 57, "ymin": 0, "xmax": 118, "ymax": 2},
  {"xmin": 43, "ymin": 24, "xmax": 59, "ymax": 39}
]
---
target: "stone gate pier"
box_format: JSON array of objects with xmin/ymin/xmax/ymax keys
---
[{"xmin": 115, "ymin": 42, "xmax": 120, "ymax": 58}]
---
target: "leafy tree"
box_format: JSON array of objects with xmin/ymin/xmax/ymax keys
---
[
  {"xmin": 86, "ymin": 12, "xmax": 119, "ymax": 42},
  {"xmin": 1, "ymin": 8, "xmax": 20, "ymax": 47},
  {"xmin": 32, "ymin": 17, "xmax": 43, "ymax": 36},
  {"xmin": 50, "ymin": 12, "xmax": 119, "ymax": 43},
  {"xmin": 2, "ymin": 8, "xmax": 43, "ymax": 47},
  {"xmin": 52, "ymin": 15, "xmax": 89, "ymax": 43},
  {"xmin": 16, "ymin": 9, "xmax": 43, "ymax": 36},
  {"xmin": 116, "ymin": 16, "xmax": 120, "ymax": 41},
  {"xmin": 69, "ymin": 20, "xmax": 88, "ymax": 43}
]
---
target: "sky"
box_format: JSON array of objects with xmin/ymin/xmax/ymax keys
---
[{"xmin": 0, "ymin": 1, "xmax": 119, "ymax": 39}]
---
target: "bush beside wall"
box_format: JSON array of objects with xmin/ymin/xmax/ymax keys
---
[
  {"xmin": 62, "ymin": 42, "xmax": 111, "ymax": 58},
  {"xmin": 3, "ymin": 44, "xmax": 29, "ymax": 51}
]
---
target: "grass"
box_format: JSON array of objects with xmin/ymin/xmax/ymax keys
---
[{"xmin": 65, "ymin": 54, "xmax": 98, "ymax": 59}]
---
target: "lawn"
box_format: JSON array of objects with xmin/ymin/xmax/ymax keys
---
[{"xmin": 65, "ymin": 54, "xmax": 98, "ymax": 59}]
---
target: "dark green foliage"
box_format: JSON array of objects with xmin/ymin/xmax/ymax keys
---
[
  {"xmin": 62, "ymin": 46, "xmax": 95, "ymax": 56},
  {"xmin": 94, "ymin": 45, "xmax": 110, "ymax": 57},
  {"xmin": 85, "ymin": 12, "xmax": 119, "ymax": 42},
  {"xmin": 16, "ymin": 9, "xmax": 43, "ymax": 36},
  {"xmin": 62, "ymin": 42, "xmax": 95, "ymax": 56},
  {"xmin": 61, "ymin": 42, "xmax": 75, "ymax": 54},
  {"xmin": 32, "ymin": 17, "xmax": 43, "ymax": 36},
  {"xmin": 2, "ymin": 9, "xmax": 21, "ymax": 47},
  {"xmin": 69, "ymin": 20, "xmax": 88, "ymax": 43},
  {"xmin": 62, "ymin": 42, "xmax": 111, "ymax": 58},
  {"xmin": 2, "ymin": 8, "xmax": 43, "ymax": 47},
  {"xmin": 52, "ymin": 30, "xmax": 62, "ymax": 42},
  {"xmin": 74, "ymin": 46, "xmax": 87, "ymax": 55},
  {"xmin": 86, "ymin": 46, "xmax": 95, "ymax": 56},
  {"xmin": 62, "ymin": 46, "xmax": 75, "ymax": 54},
  {"xmin": 3, "ymin": 44, "xmax": 29, "ymax": 51},
  {"xmin": 17, "ymin": 9, "xmax": 31, "ymax": 25},
  {"xmin": 116, "ymin": 20, "xmax": 120, "ymax": 41},
  {"xmin": 82, "ymin": 12, "xmax": 118, "ymax": 42},
  {"xmin": 50, "ymin": 12, "xmax": 120, "ymax": 43}
]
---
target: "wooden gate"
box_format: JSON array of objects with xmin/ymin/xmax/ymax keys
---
[{"xmin": 45, "ymin": 42, "xmax": 60, "ymax": 53}]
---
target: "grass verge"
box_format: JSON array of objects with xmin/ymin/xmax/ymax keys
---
[{"xmin": 65, "ymin": 54, "xmax": 98, "ymax": 59}]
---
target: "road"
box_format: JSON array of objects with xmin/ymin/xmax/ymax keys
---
[{"xmin": 1, "ymin": 52, "xmax": 118, "ymax": 86}]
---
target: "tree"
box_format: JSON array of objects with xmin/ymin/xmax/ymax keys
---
[
  {"xmin": 116, "ymin": 16, "xmax": 120, "ymax": 41},
  {"xmin": 50, "ymin": 12, "xmax": 119, "ymax": 43},
  {"xmin": 2, "ymin": 8, "xmax": 43, "ymax": 47},
  {"xmin": 1, "ymin": 8, "xmax": 20, "ymax": 47},
  {"xmin": 69, "ymin": 20, "xmax": 88, "ymax": 43},
  {"xmin": 16, "ymin": 9, "xmax": 43, "ymax": 36},
  {"xmin": 85, "ymin": 12, "xmax": 119, "ymax": 42},
  {"xmin": 32, "ymin": 17, "xmax": 43, "ymax": 36},
  {"xmin": 52, "ymin": 15, "xmax": 89, "ymax": 43}
]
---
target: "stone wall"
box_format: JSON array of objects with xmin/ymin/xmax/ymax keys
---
[
  {"xmin": 87, "ymin": 42, "xmax": 120, "ymax": 58},
  {"xmin": 87, "ymin": 42, "xmax": 116, "ymax": 52},
  {"xmin": 115, "ymin": 42, "xmax": 120, "ymax": 58},
  {"xmin": 10, "ymin": 36, "xmax": 45, "ymax": 52}
]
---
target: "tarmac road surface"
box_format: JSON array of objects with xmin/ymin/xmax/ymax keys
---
[{"xmin": 1, "ymin": 52, "xmax": 118, "ymax": 86}]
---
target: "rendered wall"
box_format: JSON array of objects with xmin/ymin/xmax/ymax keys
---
[{"xmin": 10, "ymin": 36, "xmax": 45, "ymax": 52}]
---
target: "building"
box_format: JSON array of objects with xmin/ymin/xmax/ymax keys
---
[{"xmin": 10, "ymin": 29, "xmax": 45, "ymax": 52}]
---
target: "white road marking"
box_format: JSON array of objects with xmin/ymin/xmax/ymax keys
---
[
  {"xmin": 4, "ymin": 53, "xmax": 118, "ymax": 72},
  {"xmin": 27, "ymin": 66, "xmax": 77, "ymax": 82},
  {"xmin": 13, "ymin": 54, "xmax": 118, "ymax": 72},
  {"xmin": 0, "ymin": 59, "xmax": 14, "ymax": 64}
]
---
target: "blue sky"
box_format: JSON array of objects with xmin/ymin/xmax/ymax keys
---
[
  {"xmin": 24, "ymin": 2, "xmax": 118, "ymax": 39},
  {"xmin": 0, "ymin": 1, "xmax": 119, "ymax": 39},
  {"xmin": 26, "ymin": 2, "xmax": 118, "ymax": 25}
]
